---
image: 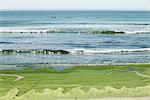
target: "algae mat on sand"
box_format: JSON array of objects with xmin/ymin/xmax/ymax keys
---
[
  {"xmin": 0, "ymin": 64, "xmax": 150, "ymax": 99},
  {"xmin": 1, "ymin": 85, "xmax": 150, "ymax": 100}
]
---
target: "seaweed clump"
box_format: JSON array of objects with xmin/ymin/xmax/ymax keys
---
[
  {"xmin": 32, "ymin": 49, "xmax": 70, "ymax": 54},
  {"xmin": 101, "ymin": 31, "xmax": 125, "ymax": 34},
  {"xmin": 1, "ymin": 49, "xmax": 70, "ymax": 54},
  {"xmin": 92, "ymin": 30, "xmax": 125, "ymax": 34},
  {"xmin": 2, "ymin": 50, "xmax": 15, "ymax": 53}
]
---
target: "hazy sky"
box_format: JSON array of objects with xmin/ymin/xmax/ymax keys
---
[{"xmin": 0, "ymin": 0, "xmax": 149, "ymax": 11}]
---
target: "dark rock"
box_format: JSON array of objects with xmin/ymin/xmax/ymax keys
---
[
  {"xmin": 101, "ymin": 31, "xmax": 125, "ymax": 34},
  {"xmin": 44, "ymin": 50, "xmax": 69, "ymax": 54},
  {"xmin": 2, "ymin": 50, "xmax": 15, "ymax": 53}
]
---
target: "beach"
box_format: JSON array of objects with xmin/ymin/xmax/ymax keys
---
[{"xmin": 0, "ymin": 11, "xmax": 150, "ymax": 99}]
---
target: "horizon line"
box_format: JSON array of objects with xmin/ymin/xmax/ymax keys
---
[{"xmin": 0, "ymin": 9, "xmax": 149, "ymax": 12}]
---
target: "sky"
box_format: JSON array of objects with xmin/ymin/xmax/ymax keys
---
[{"xmin": 0, "ymin": 0, "xmax": 149, "ymax": 11}]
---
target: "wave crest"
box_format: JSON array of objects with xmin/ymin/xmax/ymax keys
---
[{"xmin": 69, "ymin": 48, "xmax": 150, "ymax": 54}]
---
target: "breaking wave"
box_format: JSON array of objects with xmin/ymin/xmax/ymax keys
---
[
  {"xmin": 0, "ymin": 23, "xmax": 150, "ymax": 34},
  {"xmin": 0, "ymin": 29, "xmax": 149, "ymax": 34},
  {"xmin": 68, "ymin": 48, "xmax": 150, "ymax": 54},
  {"xmin": 0, "ymin": 48, "xmax": 150, "ymax": 54}
]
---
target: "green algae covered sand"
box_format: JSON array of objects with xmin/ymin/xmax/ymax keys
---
[
  {"xmin": 0, "ymin": 64, "xmax": 150, "ymax": 99},
  {"xmin": 1, "ymin": 85, "xmax": 150, "ymax": 100}
]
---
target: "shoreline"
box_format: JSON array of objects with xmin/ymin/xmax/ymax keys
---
[{"xmin": 0, "ymin": 63, "xmax": 150, "ymax": 68}]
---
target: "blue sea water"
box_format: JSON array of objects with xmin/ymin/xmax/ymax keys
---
[{"xmin": 0, "ymin": 11, "xmax": 150, "ymax": 64}]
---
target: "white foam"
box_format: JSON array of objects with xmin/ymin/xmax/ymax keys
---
[
  {"xmin": 68, "ymin": 48, "xmax": 150, "ymax": 54},
  {"xmin": 124, "ymin": 30, "xmax": 150, "ymax": 34},
  {"xmin": 0, "ymin": 29, "xmax": 48, "ymax": 33},
  {"xmin": 0, "ymin": 24, "xmax": 150, "ymax": 34}
]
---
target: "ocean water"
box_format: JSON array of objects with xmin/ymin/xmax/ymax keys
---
[{"xmin": 0, "ymin": 11, "xmax": 150, "ymax": 64}]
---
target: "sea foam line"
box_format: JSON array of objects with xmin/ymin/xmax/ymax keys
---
[
  {"xmin": 0, "ymin": 48, "xmax": 150, "ymax": 54},
  {"xmin": 68, "ymin": 48, "xmax": 150, "ymax": 54}
]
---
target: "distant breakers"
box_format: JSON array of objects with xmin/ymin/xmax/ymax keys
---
[
  {"xmin": 0, "ymin": 29, "xmax": 125, "ymax": 34},
  {"xmin": 0, "ymin": 29, "xmax": 146, "ymax": 34},
  {"xmin": 0, "ymin": 48, "xmax": 150, "ymax": 55}
]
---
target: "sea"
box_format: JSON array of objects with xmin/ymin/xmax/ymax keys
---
[{"xmin": 0, "ymin": 11, "xmax": 150, "ymax": 65}]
